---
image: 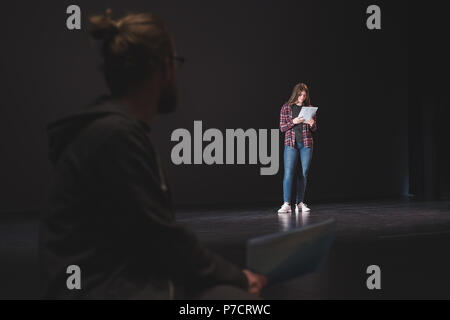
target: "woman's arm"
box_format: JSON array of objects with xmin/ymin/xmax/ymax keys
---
[
  {"xmin": 280, "ymin": 104, "xmax": 295, "ymax": 132},
  {"xmin": 305, "ymin": 111, "xmax": 318, "ymax": 132},
  {"xmin": 309, "ymin": 113, "xmax": 318, "ymax": 132}
]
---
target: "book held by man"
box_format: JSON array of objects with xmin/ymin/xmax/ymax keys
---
[{"xmin": 246, "ymin": 219, "xmax": 335, "ymax": 284}]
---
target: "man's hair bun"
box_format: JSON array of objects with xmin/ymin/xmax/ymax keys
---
[
  {"xmin": 89, "ymin": 8, "xmax": 119, "ymax": 41},
  {"xmin": 88, "ymin": 9, "xmax": 174, "ymax": 96}
]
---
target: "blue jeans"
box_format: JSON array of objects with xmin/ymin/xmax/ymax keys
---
[{"xmin": 283, "ymin": 142, "xmax": 313, "ymax": 204}]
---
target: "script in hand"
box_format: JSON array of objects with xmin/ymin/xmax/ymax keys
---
[{"xmin": 298, "ymin": 106, "xmax": 318, "ymax": 120}]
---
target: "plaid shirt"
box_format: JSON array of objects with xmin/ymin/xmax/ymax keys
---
[{"xmin": 279, "ymin": 103, "xmax": 318, "ymax": 148}]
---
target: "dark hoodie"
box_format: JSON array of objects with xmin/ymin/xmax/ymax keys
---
[{"xmin": 39, "ymin": 95, "xmax": 248, "ymax": 299}]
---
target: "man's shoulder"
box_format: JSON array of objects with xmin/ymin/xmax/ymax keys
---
[
  {"xmin": 92, "ymin": 112, "xmax": 137, "ymax": 132},
  {"xmin": 82, "ymin": 95, "xmax": 149, "ymax": 139},
  {"xmin": 76, "ymin": 113, "xmax": 150, "ymax": 157},
  {"xmin": 85, "ymin": 112, "xmax": 135, "ymax": 137}
]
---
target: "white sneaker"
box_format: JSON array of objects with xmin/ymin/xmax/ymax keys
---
[
  {"xmin": 277, "ymin": 202, "xmax": 292, "ymax": 214},
  {"xmin": 295, "ymin": 202, "xmax": 311, "ymax": 214}
]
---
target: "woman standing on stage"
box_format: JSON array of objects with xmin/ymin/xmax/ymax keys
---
[{"xmin": 278, "ymin": 83, "xmax": 318, "ymax": 214}]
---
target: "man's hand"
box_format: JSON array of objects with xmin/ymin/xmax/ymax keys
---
[
  {"xmin": 242, "ymin": 269, "xmax": 268, "ymax": 295},
  {"xmin": 305, "ymin": 118, "xmax": 315, "ymax": 126},
  {"xmin": 293, "ymin": 116, "xmax": 305, "ymax": 124}
]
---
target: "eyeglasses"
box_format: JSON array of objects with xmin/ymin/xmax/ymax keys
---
[{"xmin": 171, "ymin": 54, "xmax": 186, "ymax": 69}]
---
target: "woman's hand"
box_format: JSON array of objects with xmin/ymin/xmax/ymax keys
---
[
  {"xmin": 242, "ymin": 269, "xmax": 268, "ymax": 296},
  {"xmin": 305, "ymin": 118, "xmax": 315, "ymax": 126},
  {"xmin": 293, "ymin": 116, "xmax": 305, "ymax": 124}
]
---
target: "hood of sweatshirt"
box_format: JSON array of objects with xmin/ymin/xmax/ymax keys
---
[{"xmin": 46, "ymin": 95, "xmax": 151, "ymax": 164}]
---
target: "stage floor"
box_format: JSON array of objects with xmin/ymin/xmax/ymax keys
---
[
  {"xmin": 1, "ymin": 198, "xmax": 450, "ymax": 299},
  {"xmin": 177, "ymin": 198, "xmax": 450, "ymax": 299},
  {"xmin": 178, "ymin": 198, "xmax": 450, "ymax": 243}
]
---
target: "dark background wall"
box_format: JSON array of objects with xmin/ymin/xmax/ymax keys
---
[
  {"xmin": 0, "ymin": 0, "xmax": 409, "ymax": 212},
  {"xmin": 407, "ymin": 2, "xmax": 450, "ymax": 201}
]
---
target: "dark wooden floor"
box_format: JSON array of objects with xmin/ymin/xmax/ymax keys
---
[{"xmin": 1, "ymin": 198, "xmax": 450, "ymax": 299}]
